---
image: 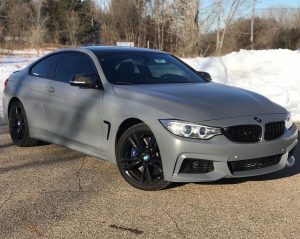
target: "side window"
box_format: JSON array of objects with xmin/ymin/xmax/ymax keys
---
[
  {"xmin": 54, "ymin": 52, "xmax": 97, "ymax": 83},
  {"xmin": 31, "ymin": 54, "xmax": 59, "ymax": 79}
]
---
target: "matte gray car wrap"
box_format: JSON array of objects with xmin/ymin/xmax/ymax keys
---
[{"xmin": 2, "ymin": 46, "xmax": 298, "ymax": 185}]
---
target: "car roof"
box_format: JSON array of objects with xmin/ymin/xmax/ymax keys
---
[{"xmin": 82, "ymin": 46, "xmax": 166, "ymax": 55}]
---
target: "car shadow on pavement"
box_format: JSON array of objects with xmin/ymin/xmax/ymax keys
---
[
  {"xmin": 0, "ymin": 139, "xmax": 49, "ymax": 150},
  {"xmin": 0, "ymin": 142, "xmax": 14, "ymax": 148},
  {"xmin": 0, "ymin": 149, "xmax": 83, "ymax": 174}
]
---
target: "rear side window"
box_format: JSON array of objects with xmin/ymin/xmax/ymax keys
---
[
  {"xmin": 54, "ymin": 52, "xmax": 97, "ymax": 83},
  {"xmin": 31, "ymin": 54, "xmax": 59, "ymax": 79}
]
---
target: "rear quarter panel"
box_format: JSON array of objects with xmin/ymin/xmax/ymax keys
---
[{"xmin": 2, "ymin": 68, "xmax": 47, "ymax": 137}]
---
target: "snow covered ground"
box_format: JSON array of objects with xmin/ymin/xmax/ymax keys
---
[{"xmin": 0, "ymin": 49, "xmax": 299, "ymax": 121}]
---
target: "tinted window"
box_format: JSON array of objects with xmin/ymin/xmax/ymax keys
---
[
  {"xmin": 54, "ymin": 52, "xmax": 97, "ymax": 83},
  {"xmin": 97, "ymin": 53, "xmax": 205, "ymax": 85},
  {"xmin": 31, "ymin": 54, "xmax": 59, "ymax": 79}
]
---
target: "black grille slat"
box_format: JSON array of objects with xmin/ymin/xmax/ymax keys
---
[
  {"xmin": 265, "ymin": 121, "xmax": 285, "ymax": 140},
  {"xmin": 223, "ymin": 125, "xmax": 262, "ymax": 143},
  {"xmin": 223, "ymin": 121, "xmax": 285, "ymax": 143},
  {"xmin": 228, "ymin": 155, "xmax": 281, "ymax": 173}
]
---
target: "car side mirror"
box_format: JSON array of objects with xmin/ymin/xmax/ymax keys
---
[
  {"xmin": 197, "ymin": 71, "xmax": 212, "ymax": 81},
  {"xmin": 70, "ymin": 74, "xmax": 103, "ymax": 90}
]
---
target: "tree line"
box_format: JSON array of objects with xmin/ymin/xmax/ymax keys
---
[{"xmin": 0, "ymin": 0, "xmax": 300, "ymax": 56}]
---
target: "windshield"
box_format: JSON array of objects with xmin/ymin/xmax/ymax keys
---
[{"xmin": 97, "ymin": 52, "xmax": 205, "ymax": 85}]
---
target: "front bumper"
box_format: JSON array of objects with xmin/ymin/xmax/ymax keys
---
[{"xmin": 153, "ymin": 116, "xmax": 298, "ymax": 182}]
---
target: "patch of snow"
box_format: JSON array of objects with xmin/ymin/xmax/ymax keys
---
[{"xmin": 0, "ymin": 48, "xmax": 52, "ymax": 57}]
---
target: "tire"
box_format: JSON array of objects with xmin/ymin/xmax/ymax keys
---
[
  {"xmin": 8, "ymin": 100, "xmax": 40, "ymax": 147},
  {"xmin": 116, "ymin": 123, "xmax": 171, "ymax": 190}
]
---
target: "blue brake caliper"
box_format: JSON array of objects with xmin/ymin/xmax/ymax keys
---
[{"xmin": 131, "ymin": 148, "xmax": 138, "ymax": 158}]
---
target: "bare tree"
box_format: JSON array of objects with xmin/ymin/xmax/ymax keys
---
[
  {"xmin": 172, "ymin": 0, "xmax": 200, "ymax": 56},
  {"xmin": 0, "ymin": 0, "xmax": 6, "ymax": 38},
  {"xmin": 152, "ymin": 0, "xmax": 168, "ymax": 50},
  {"xmin": 250, "ymin": 0, "xmax": 256, "ymax": 49},
  {"xmin": 5, "ymin": 0, "xmax": 32, "ymax": 43},
  {"xmin": 216, "ymin": 0, "xmax": 222, "ymax": 51},
  {"xmin": 66, "ymin": 10, "xmax": 80, "ymax": 46},
  {"xmin": 30, "ymin": 0, "xmax": 47, "ymax": 56},
  {"xmin": 216, "ymin": 0, "xmax": 245, "ymax": 55},
  {"xmin": 0, "ymin": 0, "xmax": 6, "ymax": 12}
]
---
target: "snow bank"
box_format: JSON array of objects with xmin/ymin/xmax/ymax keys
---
[
  {"xmin": 183, "ymin": 49, "xmax": 300, "ymax": 122},
  {"xmin": 0, "ymin": 49, "xmax": 300, "ymax": 121}
]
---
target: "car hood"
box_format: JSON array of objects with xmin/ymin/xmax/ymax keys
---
[{"xmin": 112, "ymin": 82, "xmax": 286, "ymax": 122}]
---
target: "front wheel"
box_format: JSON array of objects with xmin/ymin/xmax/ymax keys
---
[
  {"xmin": 116, "ymin": 123, "xmax": 171, "ymax": 190},
  {"xmin": 8, "ymin": 100, "xmax": 39, "ymax": 147}
]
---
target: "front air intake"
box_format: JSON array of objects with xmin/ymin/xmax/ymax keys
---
[
  {"xmin": 179, "ymin": 159, "xmax": 214, "ymax": 174},
  {"xmin": 228, "ymin": 154, "xmax": 281, "ymax": 173}
]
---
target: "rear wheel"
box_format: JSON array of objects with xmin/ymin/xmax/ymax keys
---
[
  {"xmin": 116, "ymin": 123, "xmax": 171, "ymax": 190},
  {"xmin": 8, "ymin": 101, "xmax": 39, "ymax": 147}
]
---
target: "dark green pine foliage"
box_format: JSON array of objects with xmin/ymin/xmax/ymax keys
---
[
  {"xmin": 77, "ymin": 0, "xmax": 101, "ymax": 45},
  {"xmin": 43, "ymin": 0, "xmax": 99, "ymax": 45}
]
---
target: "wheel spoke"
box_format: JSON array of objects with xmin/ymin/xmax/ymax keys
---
[
  {"xmin": 10, "ymin": 123, "xmax": 18, "ymax": 128},
  {"xmin": 123, "ymin": 160, "xmax": 143, "ymax": 171},
  {"xmin": 151, "ymin": 161, "xmax": 163, "ymax": 171},
  {"xmin": 145, "ymin": 164, "xmax": 152, "ymax": 183},
  {"xmin": 126, "ymin": 157, "xmax": 139, "ymax": 162},
  {"xmin": 16, "ymin": 128, "xmax": 21, "ymax": 139},
  {"xmin": 150, "ymin": 155, "xmax": 161, "ymax": 163},
  {"xmin": 20, "ymin": 125, "xmax": 25, "ymax": 133},
  {"xmin": 152, "ymin": 142, "xmax": 159, "ymax": 152},
  {"xmin": 19, "ymin": 113, "xmax": 24, "ymax": 122},
  {"xmin": 128, "ymin": 133, "xmax": 144, "ymax": 153},
  {"xmin": 141, "ymin": 166, "xmax": 146, "ymax": 183},
  {"xmin": 148, "ymin": 136, "xmax": 156, "ymax": 149},
  {"xmin": 15, "ymin": 106, "xmax": 21, "ymax": 120}
]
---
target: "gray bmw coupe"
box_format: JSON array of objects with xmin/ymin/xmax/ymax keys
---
[{"xmin": 2, "ymin": 46, "xmax": 298, "ymax": 190}]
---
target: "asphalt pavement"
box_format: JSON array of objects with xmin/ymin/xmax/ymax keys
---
[{"xmin": 0, "ymin": 118, "xmax": 299, "ymax": 239}]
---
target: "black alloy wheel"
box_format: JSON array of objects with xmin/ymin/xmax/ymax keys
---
[
  {"xmin": 8, "ymin": 101, "xmax": 39, "ymax": 147},
  {"xmin": 116, "ymin": 123, "xmax": 171, "ymax": 190}
]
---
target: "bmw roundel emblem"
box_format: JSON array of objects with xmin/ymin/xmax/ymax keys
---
[{"xmin": 254, "ymin": 117, "xmax": 262, "ymax": 123}]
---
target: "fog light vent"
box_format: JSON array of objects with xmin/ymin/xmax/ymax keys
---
[{"xmin": 179, "ymin": 159, "xmax": 214, "ymax": 174}]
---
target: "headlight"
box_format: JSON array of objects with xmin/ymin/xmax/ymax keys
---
[
  {"xmin": 160, "ymin": 120, "xmax": 222, "ymax": 140},
  {"xmin": 285, "ymin": 111, "xmax": 294, "ymax": 130}
]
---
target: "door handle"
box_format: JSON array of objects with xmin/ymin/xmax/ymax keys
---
[{"xmin": 46, "ymin": 86, "xmax": 55, "ymax": 93}]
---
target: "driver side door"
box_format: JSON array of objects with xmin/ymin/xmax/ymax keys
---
[{"xmin": 43, "ymin": 52, "xmax": 103, "ymax": 155}]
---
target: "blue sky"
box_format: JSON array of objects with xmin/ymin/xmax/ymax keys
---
[
  {"xmin": 256, "ymin": 0, "xmax": 300, "ymax": 9},
  {"xmin": 202, "ymin": 0, "xmax": 300, "ymax": 9}
]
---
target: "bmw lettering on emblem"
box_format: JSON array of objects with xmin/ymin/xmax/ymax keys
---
[{"xmin": 254, "ymin": 117, "xmax": 262, "ymax": 123}]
